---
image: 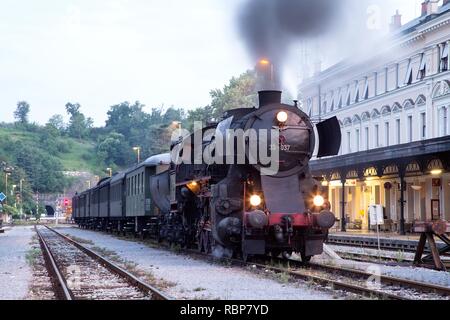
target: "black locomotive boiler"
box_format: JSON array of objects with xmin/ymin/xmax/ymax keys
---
[{"xmin": 73, "ymin": 90, "xmax": 342, "ymax": 262}]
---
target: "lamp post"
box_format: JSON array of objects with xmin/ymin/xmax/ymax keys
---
[
  {"xmin": 106, "ymin": 168, "xmax": 112, "ymax": 177},
  {"xmin": 172, "ymin": 121, "xmax": 183, "ymax": 141},
  {"xmin": 11, "ymin": 185, "xmax": 17, "ymax": 208},
  {"xmin": 4, "ymin": 172, "xmax": 11, "ymax": 205},
  {"xmin": 19, "ymin": 179, "xmax": 24, "ymax": 216},
  {"xmin": 133, "ymin": 147, "xmax": 141, "ymax": 164}
]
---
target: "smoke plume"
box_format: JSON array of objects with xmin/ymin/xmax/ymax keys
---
[{"xmin": 238, "ymin": 0, "xmax": 343, "ymax": 69}]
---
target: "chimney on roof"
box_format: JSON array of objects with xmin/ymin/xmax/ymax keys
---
[
  {"xmin": 421, "ymin": 0, "xmax": 439, "ymax": 16},
  {"xmin": 389, "ymin": 10, "xmax": 402, "ymax": 31}
]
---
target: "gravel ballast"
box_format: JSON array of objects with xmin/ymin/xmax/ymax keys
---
[
  {"xmin": 60, "ymin": 227, "xmax": 336, "ymax": 300},
  {"xmin": 0, "ymin": 226, "xmax": 33, "ymax": 299}
]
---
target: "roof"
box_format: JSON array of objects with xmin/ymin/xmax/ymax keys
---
[
  {"xmin": 143, "ymin": 153, "xmax": 171, "ymax": 166},
  {"xmin": 110, "ymin": 171, "xmax": 126, "ymax": 184}
]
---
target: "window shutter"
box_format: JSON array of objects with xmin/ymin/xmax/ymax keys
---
[
  {"xmin": 363, "ymin": 78, "xmax": 369, "ymax": 99},
  {"xmin": 404, "ymin": 60, "xmax": 413, "ymax": 85},
  {"xmin": 417, "ymin": 54, "xmax": 426, "ymax": 80}
]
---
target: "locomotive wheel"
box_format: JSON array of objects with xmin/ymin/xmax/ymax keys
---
[
  {"xmin": 198, "ymin": 231, "xmax": 205, "ymax": 253},
  {"xmin": 301, "ymin": 252, "xmax": 312, "ymax": 263},
  {"xmin": 282, "ymin": 251, "xmax": 292, "ymax": 260},
  {"xmin": 271, "ymin": 250, "xmax": 281, "ymax": 258},
  {"xmin": 242, "ymin": 252, "xmax": 252, "ymax": 263}
]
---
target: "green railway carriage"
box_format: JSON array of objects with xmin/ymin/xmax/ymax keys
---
[
  {"xmin": 125, "ymin": 154, "xmax": 171, "ymax": 218},
  {"xmin": 99, "ymin": 178, "xmax": 111, "ymax": 218},
  {"xmin": 89, "ymin": 186, "xmax": 100, "ymax": 221},
  {"xmin": 110, "ymin": 172, "xmax": 126, "ymax": 218},
  {"xmin": 73, "ymin": 153, "xmax": 171, "ymax": 233}
]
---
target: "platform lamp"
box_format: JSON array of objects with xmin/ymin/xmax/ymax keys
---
[
  {"xmin": 106, "ymin": 168, "xmax": 112, "ymax": 177},
  {"xmin": 133, "ymin": 146, "xmax": 141, "ymax": 164},
  {"xmin": 4, "ymin": 171, "xmax": 11, "ymax": 205}
]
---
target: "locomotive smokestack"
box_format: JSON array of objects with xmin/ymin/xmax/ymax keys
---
[
  {"xmin": 255, "ymin": 59, "xmax": 280, "ymax": 91},
  {"xmin": 258, "ymin": 90, "xmax": 282, "ymax": 107}
]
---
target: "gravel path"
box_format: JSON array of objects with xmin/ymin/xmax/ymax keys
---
[
  {"xmin": 0, "ymin": 226, "xmax": 33, "ymax": 299},
  {"xmin": 60, "ymin": 227, "xmax": 336, "ymax": 300}
]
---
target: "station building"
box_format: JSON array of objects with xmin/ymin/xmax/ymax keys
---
[{"xmin": 301, "ymin": 1, "xmax": 450, "ymax": 234}]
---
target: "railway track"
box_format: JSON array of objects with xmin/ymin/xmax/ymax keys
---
[
  {"xmin": 35, "ymin": 226, "xmax": 170, "ymax": 300},
  {"xmin": 179, "ymin": 249, "xmax": 412, "ymax": 300},
  {"xmin": 64, "ymin": 226, "xmax": 450, "ymax": 300},
  {"xmin": 187, "ymin": 248, "xmax": 450, "ymax": 300}
]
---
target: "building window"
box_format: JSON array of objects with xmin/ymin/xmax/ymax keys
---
[
  {"xmin": 375, "ymin": 124, "xmax": 379, "ymax": 147},
  {"xmin": 365, "ymin": 127, "xmax": 369, "ymax": 150},
  {"xmin": 441, "ymin": 43, "xmax": 449, "ymax": 72},
  {"xmin": 356, "ymin": 129, "xmax": 360, "ymax": 152},
  {"xmin": 408, "ymin": 115, "xmax": 413, "ymax": 142},
  {"xmin": 420, "ymin": 112, "xmax": 426, "ymax": 139},
  {"xmin": 396, "ymin": 119, "xmax": 401, "ymax": 144},
  {"xmin": 404, "ymin": 59, "xmax": 413, "ymax": 85},
  {"xmin": 347, "ymin": 132, "xmax": 351, "ymax": 153},
  {"xmin": 418, "ymin": 53, "xmax": 426, "ymax": 80},
  {"xmin": 385, "ymin": 122, "xmax": 390, "ymax": 147}
]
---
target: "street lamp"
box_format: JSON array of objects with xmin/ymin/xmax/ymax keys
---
[
  {"xmin": 172, "ymin": 121, "xmax": 183, "ymax": 140},
  {"xmin": 133, "ymin": 147, "xmax": 141, "ymax": 163},
  {"xmin": 106, "ymin": 168, "xmax": 112, "ymax": 177},
  {"xmin": 19, "ymin": 179, "xmax": 24, "ymax": 216},
  {"xmin": 4, "ymin": 172, "xmax": 11, "ymax": 205},
  {"xmin": 11, "ymin": 185, "xmax": 17, "ymax": 208}
]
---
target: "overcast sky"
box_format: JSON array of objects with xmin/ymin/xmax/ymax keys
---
[{"xmin": 0, "ymin": 0, "xmax": 424, "ymax": 126}]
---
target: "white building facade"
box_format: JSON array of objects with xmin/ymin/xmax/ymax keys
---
[{"xmin": 301, "ymin": 1, "xmax": 450, "ymax": 233}]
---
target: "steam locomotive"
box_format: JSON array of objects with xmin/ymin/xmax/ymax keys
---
[{"xmin": 72, "ymin": 90, "xmax": 341, "ymax": 261}]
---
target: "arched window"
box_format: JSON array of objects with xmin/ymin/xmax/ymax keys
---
[
  {"xmin": 371, "ymin": 109, "xmax": 380, "ymax": 119},
  {"xmin": 392, "ymin": 102, "xmax": 402, "ymax": 113},
  {"xmin": 403, "ymin": 99, "xmax": 415, "ymax": 110},
  {"xmin": 415, "ymin": 95, "xmax": 426, "ymax": 106},
  {"xmin": 381, "ymin": 105, "xmax": 391, "ymax": 116}
]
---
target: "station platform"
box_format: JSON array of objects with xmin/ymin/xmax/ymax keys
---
[
  {"xmin": 327, "ymin": 230, "xmax": 447, "ymax": 252},
  {"xmin": 330, "ymin": 230, "xmax": 422, "ymax": 241}
]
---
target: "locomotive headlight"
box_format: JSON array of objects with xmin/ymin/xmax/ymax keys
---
[
  {"xmin": 250, "ymin": 195, "xmax": 262, "ymax": 207},
  {"xmin": 276, "ymin": 111, "xmax": 288, "ymax": 123},
  {"xmin": 313, "ymin": 195, "xmax": 325, "ymax": 207}
]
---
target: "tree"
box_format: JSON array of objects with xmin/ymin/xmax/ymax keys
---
[
  {"xmin": 47, "ymin": 114, "xmax": 66, "ymax": 133},
  {"xmin": 96, "ymin": 132, "xmax": 130, "ymax": 166},
  {"xmin": 14, "ymin": 101, "xmax": 31, "ymax": 124},
  {"xmin": 209, "ymin": 70, "xmax": 257, "ymax": 119},
  {"xmin": 65, "ymin": 103, "xmax": 91, "ymax": 139}
]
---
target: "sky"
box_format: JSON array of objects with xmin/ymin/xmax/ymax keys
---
[{"xmin": 0, "ymin": 0, "xmax": 425, "ymax": 126}]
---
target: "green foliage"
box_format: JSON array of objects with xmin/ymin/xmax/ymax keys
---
[
  {"xmin": 209, "ymin": 70, "xmax": 258, "ymax": 119},
  {"xmin": 0, "ymin": 69, "xmax": 257, "ymax": 191},
  {"xmin": 65, "ymin": 102, "xmax": 93, "ymax": 139},
  {"xmin": 14, "ymin": 101, "xmax": 31, "ymax": 124}
]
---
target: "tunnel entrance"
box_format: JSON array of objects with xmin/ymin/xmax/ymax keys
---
[{"xmin": 45, "ymin": 205, "xmax": 55, "ymax": 217}]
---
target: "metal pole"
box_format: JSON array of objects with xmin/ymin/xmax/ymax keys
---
[
  {"xmin": 341, "ymin": 179, "xmax": 347, "ymax": 232},
  {"xmin": 399, "ymin": 173, "xmax": 406, "ymax": 235},
  {"xmin": 20, "ymin": 179, "xmax": 23, "ymax": 216},
  {"xmin": 5, "ymin": 173, "xmax": 8, "ymax": 205}
]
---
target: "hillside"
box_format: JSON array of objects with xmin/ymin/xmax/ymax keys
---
[{"xmin": 0, "ymin": 126, "xmax": 101, "ymax": 174}]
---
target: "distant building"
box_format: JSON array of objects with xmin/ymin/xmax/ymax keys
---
[{"xmin": 300, "ymin": 1, "xmax": 450, "ymax": 234}]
